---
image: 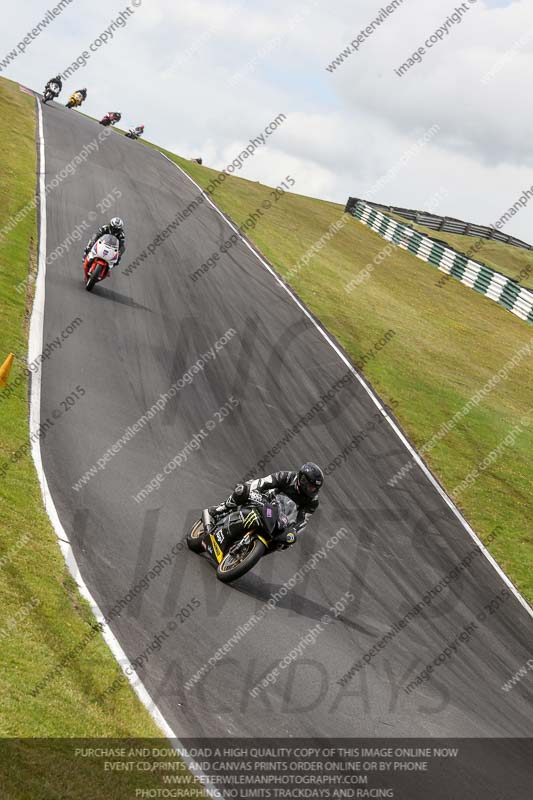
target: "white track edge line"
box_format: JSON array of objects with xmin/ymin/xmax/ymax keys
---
[
  {"xmin": 158, "ymin": 151, "xmax": 533, "ymax": 621},
  {"xmin": 28, "ymin": 98, "xmax": 222, "ymax": 800}
]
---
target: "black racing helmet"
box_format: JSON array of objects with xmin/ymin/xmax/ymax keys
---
[{"xmin": 297, "ymin": 462, "xmax": 324, "ymax": 497}]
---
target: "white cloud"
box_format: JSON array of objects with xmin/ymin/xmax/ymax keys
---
[{"xmin": 3, "ymin": 0, "xmax": 533, "ymax": 242}]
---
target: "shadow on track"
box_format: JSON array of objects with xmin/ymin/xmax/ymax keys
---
[
  {"xmin": 89, "ymin": 287, "xmax": 152, "ymax": 311},
  {"xmin": 232, "ymin": 575, "xmax": 377, "ymax": 636}
]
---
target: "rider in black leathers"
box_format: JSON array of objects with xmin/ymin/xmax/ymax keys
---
[
  {"xmin": 209, "ymin": 463, "xmax": 324, "ymax": 549},
  {"xmin": 102, "ymin": 111, "xmax": 121, "ymax": 125},
  {"xmin": 45, "ymin": 74, "xmax": 63, "ymax": 96},
  {"xmin": 83, "ymin": 217, "xmax": 126, "ymax": 267}
]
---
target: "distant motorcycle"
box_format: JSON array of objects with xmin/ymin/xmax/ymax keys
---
[
  {"xmin": 187, "ymin": 491, "xmax": 298, "ymax": 583},
  {"xmin": 100, "ymin": 112, "xmax": 121, "ymax": 126},
  {"xmin": 83, "ymin": 234, "xmax": 120, "ymax": 292},
  {"xmin": 66, "ymin": 91, "xmax": 85, "ymax": 109},
  {"xmin": 125, "ymin": 126, "xmax": 144, "ymax": 140},
  {"xmin": 43, "ymin": 82, "xmax": 61, "ymax": 104}
]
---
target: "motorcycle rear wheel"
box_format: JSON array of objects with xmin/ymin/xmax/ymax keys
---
[
  {"xmin": 216, "ymin": 537, "xmax": 266, "ymax": 583},
  {"xmin": 187, "ymin": 519, "xmax": 206, "ymax": 553}
]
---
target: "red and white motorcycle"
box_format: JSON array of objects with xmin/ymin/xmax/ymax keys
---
[
  {"xmin": 99, "ymin": 112, "xmax": 121, "ymax": 126},
  {"xmin": 83, "ymin": 235, "xmax": 120, "ymax": 292}
]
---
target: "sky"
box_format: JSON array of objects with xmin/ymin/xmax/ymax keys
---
[{"xmin": 1, "ymin": 0, "xmax": 533, "ymax": 241}]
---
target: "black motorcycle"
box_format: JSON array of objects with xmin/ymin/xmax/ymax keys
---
[
  {"xmin": 43, "ymin": 82, "xmax": 60, "ymax": 103},
  {"xmin": 187, "ymin": 491, "xmax": 298, "ymax": 583}
]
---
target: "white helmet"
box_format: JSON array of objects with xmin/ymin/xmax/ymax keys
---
[{"xmin": 110, "ymin": 217, "xmax": 124, "ymax": 231}]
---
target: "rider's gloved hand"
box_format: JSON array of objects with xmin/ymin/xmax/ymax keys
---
[
  {"xmin": 275, "ymin": 530, "xmax": 296, "ymax": 549},
  {"xmin": 208, "ymin": 505, "xmax": 225, "ymax": 520}
]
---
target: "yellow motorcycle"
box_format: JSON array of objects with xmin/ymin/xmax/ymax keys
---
[{"xmin": 66, "ymin": 90, "xmax": 85, "ymax": 109}]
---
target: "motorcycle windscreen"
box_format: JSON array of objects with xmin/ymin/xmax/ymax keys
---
[
  {"xmin": 99, "ymin": 234, "xmax": 119, "ymax": 248},
  {"xmin": 275, "ymin": 494, "xmax": 298, "ymax": 532}
]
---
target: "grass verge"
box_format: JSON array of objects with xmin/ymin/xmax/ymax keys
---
[
  {"xmin": 385, "ymin": 210, "xmax": 533, "ymax": 290},
  {"xmin": 0, "ymin": 77, "xmax": 206, "ymax": 799}
]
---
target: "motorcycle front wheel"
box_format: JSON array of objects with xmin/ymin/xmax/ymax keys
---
[
  {"xmin": 86, "ymin": 263, "xmax": 102, "ymax": 292},
  {"xmin": 216, "ymin": 537, "xmax": 266, "ymax": 583},
  {"xmin": 187, "ymin": 519, "xmax": 206, "ymax": 553}
]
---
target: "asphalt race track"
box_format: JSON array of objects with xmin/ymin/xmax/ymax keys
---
[{"xmin": 37, "ymin": 98, "xmax": 532, "ymax": 791}]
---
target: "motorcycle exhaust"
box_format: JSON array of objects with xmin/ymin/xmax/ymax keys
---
[{"xmin": 202, "ymin": 509, "xmax": 212, "ymax": 534}]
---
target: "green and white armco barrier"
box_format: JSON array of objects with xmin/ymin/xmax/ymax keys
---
[{"xmin": 350, "ymin": 201, "xmax": 533, "ymax": 324}]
